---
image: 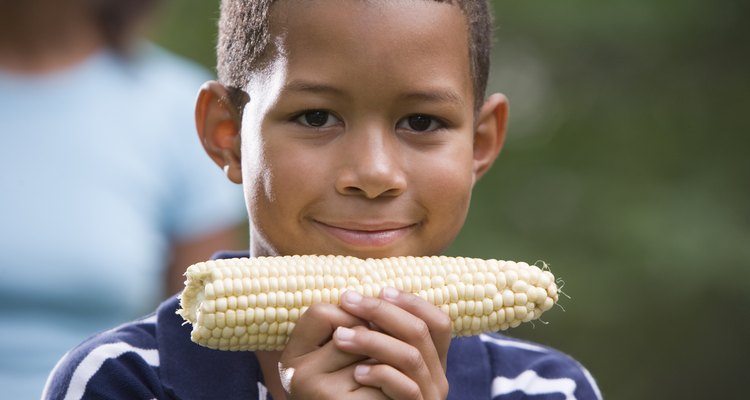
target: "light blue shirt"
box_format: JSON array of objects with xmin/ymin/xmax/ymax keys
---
[{"xmin": 0, "ymin": 44, "xmax": 246, "ymax": 398}]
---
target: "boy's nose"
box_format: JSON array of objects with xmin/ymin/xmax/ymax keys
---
[{"xmin": 335, "ymin": 129, "xmax": 407, "ymax": 199}]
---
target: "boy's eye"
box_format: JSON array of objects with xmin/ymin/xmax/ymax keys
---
[
  {"xmin": 295, "ymin": 110, "xmax": 341, "ymax": 128},
  {"xmin": 397, "ymin": 115, "xmax": 443, "ymax": 132}
]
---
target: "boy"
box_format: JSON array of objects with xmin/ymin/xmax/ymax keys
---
[{"xmin": 43, "ymin": 0, "xmax": 602, "ymax": 399}]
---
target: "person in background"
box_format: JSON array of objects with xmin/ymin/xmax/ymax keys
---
[{"xmin": 0, "ymin": 0, "xmax": 246, "ymax": 397}]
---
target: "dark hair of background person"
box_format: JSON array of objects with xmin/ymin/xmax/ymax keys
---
[
  {"xmin": 0, "ymin": 0, "xmax": 159, "ymax": 56},
  {"xmin": 94, "ymin": 0, "xmax": 160, "ymax": 53}
]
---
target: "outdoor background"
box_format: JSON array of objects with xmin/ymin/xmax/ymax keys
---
[{"xmin": 149, "ymin": 1, "xmax": 749, "ymax": 399}]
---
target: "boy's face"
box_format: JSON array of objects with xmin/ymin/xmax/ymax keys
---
[{"xmin": 201, "ymin": 0, "xmax": 507, "ymax": 258}]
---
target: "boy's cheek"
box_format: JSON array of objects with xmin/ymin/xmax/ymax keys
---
[{"xmin": 418, "ymin": 153, "xmax": 475, "ymax": 198}]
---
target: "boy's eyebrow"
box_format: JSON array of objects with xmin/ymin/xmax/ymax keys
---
[
  {"xmin": 282, "ymin": 80, "xmax": 345, "ymax": 96},
  {"xmin": 282, "ymin": 80, "xmax": 465, "ymax": 107},
  {"xmin": 399, "ymin": 89, "xmax": 466, "ymax": 107}
]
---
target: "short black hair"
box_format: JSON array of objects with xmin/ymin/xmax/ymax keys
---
[{"xmin": 217, "ymin": 0, "xmax": 493, "ymax": 111}]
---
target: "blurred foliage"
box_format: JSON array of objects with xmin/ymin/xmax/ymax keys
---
[{"xmin": 150, "ymin": 0, "xmax": 749, "ymax": 398}]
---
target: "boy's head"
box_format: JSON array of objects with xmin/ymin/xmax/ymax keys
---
[
  {"xmin": 196, "ymin": 0, "xmax": 508, "ymax": 259},
  {"xmin": 216, "ymin": 0, "xmax": 493, "ymax": 112}
]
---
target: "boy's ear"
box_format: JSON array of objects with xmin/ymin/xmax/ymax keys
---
[
  {"xmin": 472, "ymin": 93, "xmax": 509, "ymax": 183},
  {"xmin": 195, "ymin": 81, "xmax": 245, "ymax": 184}
]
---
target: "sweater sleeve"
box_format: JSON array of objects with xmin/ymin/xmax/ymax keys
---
[
  {"xmin": 42, "ymin": 315, "xmax": 167, "ymax": 400},
  {"xmin": 480, "ymin": 333, "xmax": 602, "ymax": 400}
]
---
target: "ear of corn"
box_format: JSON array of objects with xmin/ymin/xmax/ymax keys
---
[{"xmin": 177, "ymin": 255, "xmax": 559, "ymax": 351}]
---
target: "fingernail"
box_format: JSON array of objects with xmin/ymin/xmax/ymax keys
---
[
  {"xmin": 382, "ymin": 286, "xmax": 399, "ymax": 301},
  {"xmin": 354, "ymin": 364, "xmax": 371, "ymax": 378},
  {"xmin": 336, "ymin": 326, "xmax": 355, "ymax": 341},
  {"xmin": 343, "ymin": 290, "xmax": 362, "ymax": 304}
]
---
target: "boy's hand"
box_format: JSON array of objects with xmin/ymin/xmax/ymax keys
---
[
  {"xmin": 278, "ymin": 302, "xmax": 381, "ymax": 399},
  {"xmin": 336, "ymin": 288, "xmax": 451, "ymax": 399},
  {"xmin": 278, "ymin": 288, "xmax": 451, "ymax": 399}
]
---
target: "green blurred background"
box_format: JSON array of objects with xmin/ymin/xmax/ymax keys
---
[{"xmin": 149, "ymin": 1, "xmax": 749, "ymax": 398}]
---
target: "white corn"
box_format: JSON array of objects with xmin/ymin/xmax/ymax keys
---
[{"xmin": 177, "ymin": 255, "xmax": 559, "ymax": 351}]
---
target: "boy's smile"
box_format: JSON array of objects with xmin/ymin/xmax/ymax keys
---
[
  {"xmin": 198, "ymin": 0, "xmax": 508, "ymax": 258},
  {"xmin": 313, "ymin": 220, "xmax": 417, "ymax": 248}
]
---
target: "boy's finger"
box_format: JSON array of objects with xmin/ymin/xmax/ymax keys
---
[
  {"xmin": 284, "ymin": 342, "xmax": 366, "ymax": 397},
  {"xmin": 353, "ymin": 363, "xmax": 423, "ymax": 400},
  {"xmin": 378, "ymin": 287, "xmax": 452, "ymax": 368},
  {"xmin": 339, "ymin": 290, "xmax": 449, "ymax": 371},
  {"xmin": 300, "ymin": 337, "xmax": 370, "ymax": 374},
  {"xmin": 286, "ymin": 358, "xmax": 385, "ymax": 398},
  {"xmin": 334, "ymin": 326, "xmax": 444, "ymax": 399},
  {"xmin": 282, "ymin": 302, "xmax": 367, "ymax": 359},
  {"xmin": 329, "ymin": 364, "xmax": 392, "ymax": 400}
]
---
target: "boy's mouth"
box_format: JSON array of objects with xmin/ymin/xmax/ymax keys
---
[{"xmin": 312, "ymin": 220, "xmax": 417, "ymax": 248}]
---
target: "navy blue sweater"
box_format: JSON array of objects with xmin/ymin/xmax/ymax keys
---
[{"xmin": 43, "ymin": 253, "xmax": 601, "ymax": 400}]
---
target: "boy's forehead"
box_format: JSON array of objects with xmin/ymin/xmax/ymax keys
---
[
  {"xmin": 267, "ymin": 0, "xmax": 468, "ymax": 53},
  {"xmin": 260, "ymin": 0, "xmax": 473, "ymax": 96},
  {"xmin": 271, "ymin": 0, "xmax": 461, "ymax": 15},
  {"xmin": 256, "ymin": 0, "xmax": 473, "ymax": 98},
  {"xmin": 238, "ymin": 0, "xmax": 474, "ymax": 109}
]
